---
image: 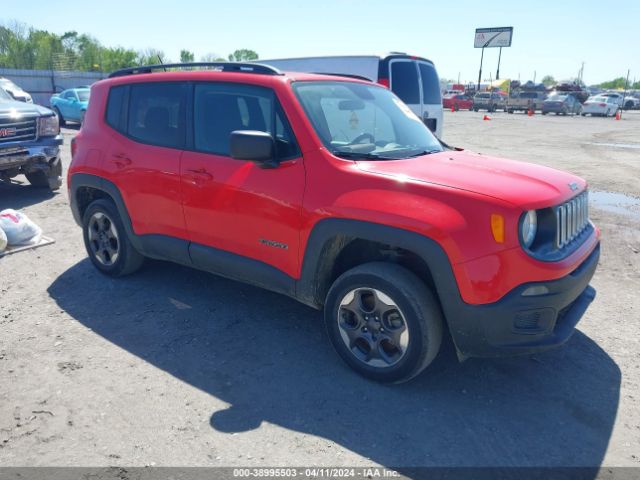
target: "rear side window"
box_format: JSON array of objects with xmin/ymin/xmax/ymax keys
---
[
  {"xmin": 418, "ymin": 62, "xmax": 441, "ymax": 104},
  {"xmin": 127, "ymin": 83, "xmax": 187, "ymax": 149},
  {"xmin": 390, "ymin": 61, "xmax": 420, "ymax": 104},
  {"xmin": 193, "ymin": 83, "xmax": 299, "ymax": 160},
  {"xmin": 105, "ymin": 85, "xmax": 127, "ymax": 130}
]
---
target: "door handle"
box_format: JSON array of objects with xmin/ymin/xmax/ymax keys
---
[{"xmin": 185, "ymin": 168, "xmax": 213, "ymax": 184}]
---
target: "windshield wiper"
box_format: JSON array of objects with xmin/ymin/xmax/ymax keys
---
[
  {"xmin": 407, "ymin": 149, "xmax": 443, "ymax": 157},
  {"xmin": 333, "ymin": 151, "xmax": 397, "ymax": 160}
]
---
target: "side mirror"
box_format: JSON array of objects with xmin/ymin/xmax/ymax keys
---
[{"xmin": 230, "ymin": 130, "xmax": 277, "ymax": 168}]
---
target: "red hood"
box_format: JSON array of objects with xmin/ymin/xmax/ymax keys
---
[{"xmin": 356, "ymin": 150, "xmax": 586, "ymax": 209}]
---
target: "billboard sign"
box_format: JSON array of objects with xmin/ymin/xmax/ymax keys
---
[{"xmin": 474, "ymin": 27, "xmax": 513, "ymax": 48}]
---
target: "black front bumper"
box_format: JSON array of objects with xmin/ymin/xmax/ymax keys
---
[{"xmin": 447, "ymin": 244, "xmax": 600, "ymax": 359}]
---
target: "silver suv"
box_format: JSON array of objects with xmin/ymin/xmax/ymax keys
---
[{"xmin": 473, "ymin": 92, "xmax": 506, "ymax": 112}]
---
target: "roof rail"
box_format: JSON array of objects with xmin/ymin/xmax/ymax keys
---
[
  {"xmin": 108, "ymin": 62, "xmax": 282, "ymax": 78},
  {"xmin": 312, "ymin": 72, "xmax": 373, "ymax": 82}
]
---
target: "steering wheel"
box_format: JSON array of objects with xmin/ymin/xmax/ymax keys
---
[{"xmin": 350, "ymin": 133, "xmax": 375, "ymax": 145}]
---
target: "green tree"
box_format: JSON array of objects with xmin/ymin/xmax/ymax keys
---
[
  {"xmin": 541, "ymin": 75, "xmax": 555, "ymax": 87},
  {"xmin": 180, "ymin": 49, "xmax": 194, "ymax": 63},
  {"xmin": 228, "ymin": 49, "xmax": 258, "ymax": 62},
  {"xmin": 200, "ymin": 52, "xmax": 226, "ymax": 62},
  {"xmin": 598, "ymin": 77, "xmax": 628, "ymax": 89},
  {"xmin": 137, "ymin": 48, "xmax": 167, "ymax": 66}
]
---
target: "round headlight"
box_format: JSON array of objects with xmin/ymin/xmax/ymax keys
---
[{"xmin": 521, "ymin": 210, "xmax": 538, "ymax": 248}]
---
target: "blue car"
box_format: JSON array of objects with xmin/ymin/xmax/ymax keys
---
[{"xmin": 50, "ymin": 87, "xmax": 90, "ymax": 125}]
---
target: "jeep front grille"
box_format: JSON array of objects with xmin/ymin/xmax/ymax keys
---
[
  {"xmin": 555, "ymin": 191, "xmax": 589, "ymax": 249},
  {"xmin": 0, "ymin": 117, "xmax": 37, "ymax": 144}
]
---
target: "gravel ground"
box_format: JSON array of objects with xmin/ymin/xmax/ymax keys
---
[{"xmin": 0, "ymin": 111, "xmax": 639, "ymax": 471}]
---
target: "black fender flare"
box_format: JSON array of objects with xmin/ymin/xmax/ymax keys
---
[{"xmin": 296, "ymin": 218, "xmax": 462, "ymax": 308}]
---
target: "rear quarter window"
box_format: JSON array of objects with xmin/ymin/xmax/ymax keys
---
[
  {"xmin": 390, "ymin": 61, "xmax": 420, "ymax": 105},
  {"xmin": 418, "ymin": 62, "xmax": 441, "ymax": 104},
  {"xmin": 105, "ymin": 85, "xmax": 127, "ymax": 131}
]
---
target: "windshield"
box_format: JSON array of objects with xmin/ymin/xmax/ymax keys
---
[
  {"xmin": 77, "ymin": 90, "xmax": 90, "ymax": 101},
  {"xmin": 548, "ymin": 94, "xmax": 567, "ymax": 101},
  {"xmin": 0, "ymin": 87, "xmax": 12, "ymax": 101},
  {"xmin": 293, "ymin": 81, "xmax": 443, "ymax": 160}
]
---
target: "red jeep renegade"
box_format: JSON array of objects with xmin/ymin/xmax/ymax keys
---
[{"xmin": 69, "ymin": 62, "xmax": 600, "ymax": 383}]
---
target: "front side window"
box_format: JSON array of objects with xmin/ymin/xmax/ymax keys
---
[
  {"xmin": 193, "ymin": 83, "xmax": 299, "ymax": 159},
  {"xmin": 127, "ymin": 82, "xmax": 186, "ymax": 149},
  {"xmin": 390, "ymin": 61, "xmax": 420, "ymax": 105},
  {"xmin": 293, "ymin": 81, "xmax": 442, "ymax": 160}
]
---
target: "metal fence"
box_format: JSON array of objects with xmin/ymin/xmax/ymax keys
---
[{"xmin": 0, "ymin": 67, "xmax": 106, "ymax": 107}]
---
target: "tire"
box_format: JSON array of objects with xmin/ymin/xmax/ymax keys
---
[
  {"xmin": 82, "ymin": 198, "xmax": 144, "ymax": 277},
  {"xmin": 53, "ymin": 106, "xmax": 65, "ymax": 126},
  {"xmin": 542, "ymin": 111, "xmax": 548, "ymax": 115},
  {"xmin": 80, "ymin": 110, "xmax": 86, "ymax": 125},
  {"xmin": 454, "ymin": 103, "xmax": 459, "ymax": 112},
  {"xmin": 507, "ymin": 109, "xmax": 514, "ymax": 114},
  {"xmin": 324, "ymin": 262, "xmax": 443, "ymax": 383},
  {"xmin": 25, "ymin": 160, "xmax": 62, "ymax": 191},
  {"xmin": 473, "ymin": 107, "xmax": 478, "ymax": 112}
]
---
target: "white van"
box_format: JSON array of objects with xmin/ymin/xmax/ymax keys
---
[{"xmin": 261, "ymin": 53, "xmax": 443, "ymax": 138}]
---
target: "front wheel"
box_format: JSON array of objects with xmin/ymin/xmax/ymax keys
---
[
  {"xmin": 324, "ymin": 262, "xmax": 443, "ymax": 383},
  {"xmin": 25, "ymin": 160, "xmax": 62, "ymax": 191},
  {"xmin": 82, "ymin": 199, "xmax": 144, "ymax": 277}
]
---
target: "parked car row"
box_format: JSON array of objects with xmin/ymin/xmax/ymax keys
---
[{"xmin": 443, "ymin": 88, "xmax": 633, "ymax": 117}]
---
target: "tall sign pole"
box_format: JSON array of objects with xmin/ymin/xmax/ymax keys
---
[
  {"xmin": 474, "ymin": 27, "xmax": 513, "ymax": 90},
  {"xmin": 477, "ymin": 47, "xmax": 485, "ymax": 91}
]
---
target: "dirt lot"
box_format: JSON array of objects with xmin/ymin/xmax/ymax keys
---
[{"xmin": 1, "ymin": 111, "xmax": 639, "ymax": 471}]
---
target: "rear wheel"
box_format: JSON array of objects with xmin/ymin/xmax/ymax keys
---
[
  {"xmin": 324, "ymin": 262, "xmax": 443, "ymax": 383},
  {"xmin": 82, "ymin": 199, "xmax": 144, "ymax": 277}
]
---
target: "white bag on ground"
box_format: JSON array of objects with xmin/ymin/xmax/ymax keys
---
[
  {"xmin": 0, "ymin": 209, "xmax": 42, "ymax": 246},
  {"xmin": 0, "ymin": 227, "xmax": 7, "ymax": 252}
]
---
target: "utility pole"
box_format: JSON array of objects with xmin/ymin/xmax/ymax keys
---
[
  {"xmin": 620, "ymin": 69, "xmax": 630, "ymax": 119},
  {"xmin": 533, "ymin": 70, "xmax": 536, "ymax": 83}
]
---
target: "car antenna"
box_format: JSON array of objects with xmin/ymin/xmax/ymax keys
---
[{"xmin": 157, "ymin": 54, "xmax": 167, "ymax": 72}]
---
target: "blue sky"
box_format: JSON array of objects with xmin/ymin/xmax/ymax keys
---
[{"xmin": 5, "ymin": 0, "xmax": 640, "ymax": 85}]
